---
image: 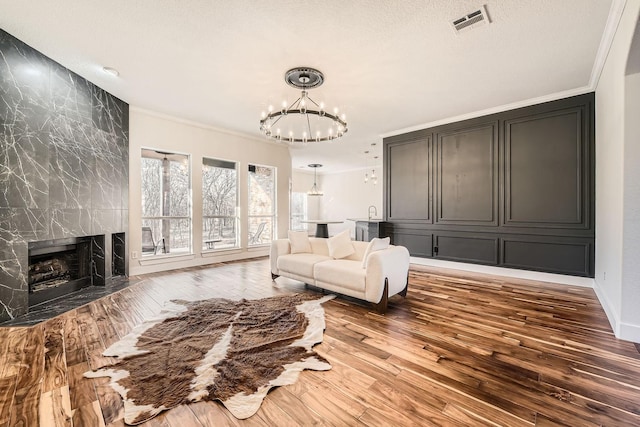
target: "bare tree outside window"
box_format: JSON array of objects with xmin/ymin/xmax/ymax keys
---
[
  {"xmin": 248, "ymin": 164, "xmax": 276, "ymax": 245},
  {"xmin": 202, "ymin": 158, "xmax": 238, "ymax": 250},
  {"xmin": 141, "ymin": 149, "xmax": 191, "ymax": 255}
]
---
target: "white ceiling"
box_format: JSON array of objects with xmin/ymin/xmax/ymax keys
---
[{"xmin": 0, "ymin": 0, "xmax": 615, "ymax": 173}]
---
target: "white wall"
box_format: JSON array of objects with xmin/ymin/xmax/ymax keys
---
[
  {"xmin": 622, "ymin": 64, "xmax": 640, "ymax": 336},
  {"xmin": 129, "ymin": 108, "xmax": 291, "ymax": 275},
  {"xmin": 594, "ymin": 0, "xmax": 640, "ymax": 341},
  {"xmin": 318, "ymin": 168, "xmax": 383, "ymax": 238}
]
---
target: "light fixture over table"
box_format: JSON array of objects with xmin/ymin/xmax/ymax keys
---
[
  {"xmin": 260, "ymin": 67, "xmax": 348, "ymax": 143},
  {"xmin": 364, "ymin": 143, "xmax": 378, "ymax": 185},
  {"xmin": 308, "ymin": 164, "xmax": 323, "ymax": 196}
]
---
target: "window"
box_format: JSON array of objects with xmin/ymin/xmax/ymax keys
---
[
  {"xmin": 141, "ymin": 149, "xmax": 191, "ymax": 256},
  {"xmin": 248, "ymin": 164, "xmax": 275, "ymax": 246},
  {"xmin": 202, "ymin": 158, "xmax": 238, "ymax": 250},
  {"xmin": 290, "ymin": 192, "xmax": 308, "ymax": 231}
]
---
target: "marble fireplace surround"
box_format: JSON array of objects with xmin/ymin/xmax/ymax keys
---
[{"xmin": 0, "ymin": 29, "xmax": 129, "ymax": 322}]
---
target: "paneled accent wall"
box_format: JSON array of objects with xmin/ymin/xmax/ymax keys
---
[
  {"xmin": 0, "ymin": 29, "xmax": 129, "ymax": 321},
  {"xmin": 384, "ymin": 93, "xmax": 594, "ymax": 277}
]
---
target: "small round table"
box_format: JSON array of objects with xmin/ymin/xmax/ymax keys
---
[{"xmin": 301, "ymin": 220, "xmax": 344, "ymax": 238}]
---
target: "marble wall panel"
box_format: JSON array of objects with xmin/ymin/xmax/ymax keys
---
[
  {"xmin": 0, "ymin": 31, "xmax": 51, "ymax": 112},
  {"xmin": 0, "ymin": 111, "xmax": 50, "ymax": 209},
  {"xmin": 0, "ymin": 222, "xmax": 28, "ymax": 318},
  {"xmin": 0, "ymin": 29, "xmax": 129, "ymax": 322},
  {"xmin": 121, "ymin": 149, "xmax": 129, "ymax": 210},
  {"xmin": 121, "ymin": 209, "xmax": 129, "ymax": 235},
  {"xmin": 92, "ymin": 130, "xmax": 123, "ymax": 209},
  {"xmin": 0, "ymin": 208, "xmax": 49, "ymax": 241},
  {"xmin": 92, "ymin": 235, "xmax": 107, "ymax": 286},
  {"xmin": 92, "ymin": 209, "xmax": 121, "ymax": 235},
  {"xmin": 48, "ymin": 126, "xmax": 94, "ymax": 209},
  {"xmin": 50, "ymin": 209, "xmax": 92, "ymax": 240},
  {"xmin": 50, "ymin": 61, "xmax": 93, "ymax": 126},
  {"xmin": 112, "ymin": 232, "xmax": 126, "ymax": 276}
]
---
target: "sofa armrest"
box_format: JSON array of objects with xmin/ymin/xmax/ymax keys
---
[
  {"xmin": 270, "ymin": 239, "xmax": 291, "ymax": 275},
  {"xmin": 364, "ymin": 246, "xmax": 410, "ymax": 303}
]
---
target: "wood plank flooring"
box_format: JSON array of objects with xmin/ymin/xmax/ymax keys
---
[{"xmin": 1, "ymin": 258, "xmax": 639, "ymax": 426}]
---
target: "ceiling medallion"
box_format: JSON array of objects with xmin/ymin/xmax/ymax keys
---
[{"xmin": 259, "ymin": 67, "xmax": 348, "ymax": 144}]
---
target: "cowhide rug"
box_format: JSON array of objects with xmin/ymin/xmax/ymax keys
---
[{"xmin": 84, "ymin": 293, "xmax": 334, "ymax": 424}]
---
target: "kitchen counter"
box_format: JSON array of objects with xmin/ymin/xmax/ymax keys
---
[
  {"xmin": 346, "ymin": 218, "xmax": 386, "ymax": 223},
  {"xmin": 348, "ymin": 219, "xmax": 388, "ymax": 241}
]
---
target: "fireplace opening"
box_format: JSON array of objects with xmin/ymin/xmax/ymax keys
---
[{"xmin": 28, "ymin": 237, "xmax": 92, "ymax": 307}]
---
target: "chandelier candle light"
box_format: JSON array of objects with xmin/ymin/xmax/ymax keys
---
[{"xmin": 260, "ymin": 67, "xmax": 348, "ymax": 143}]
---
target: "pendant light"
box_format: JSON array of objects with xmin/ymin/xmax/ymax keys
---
[{"xmin": 308, "ymin": 164, "xmax": 323, "ymax": 196}]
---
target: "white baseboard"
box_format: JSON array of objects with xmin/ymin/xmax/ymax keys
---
[
  {"xmin": 592, "ymin": 279, "xmax": 621, "ymax": 335},
  {"xmin": 619, "ymin": 322, "xmax": 640, "ymax": 343},
  {"xmin": 593, "ymin": 279, "xmax": 640, "ymax": 343},
  {"xmin": 409, "ymin": 257, "xmax": 595, "ymax": 288}
]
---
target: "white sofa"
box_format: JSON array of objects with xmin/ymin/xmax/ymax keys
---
[{"xmin": 270, "ymin": 236, "xmax": 410, "ymax": 313}]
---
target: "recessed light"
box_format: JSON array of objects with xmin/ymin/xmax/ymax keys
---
[{"xmin": 102, "ymin": 66, "xmax": 119, "ymax": 77}]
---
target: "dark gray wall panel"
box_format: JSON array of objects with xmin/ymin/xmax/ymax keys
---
[
  {"xmin": 436, "ymin": 123, "xmax": 498, "ymax": 225},
  {"xmin": 383, "ymin": 93, "xmax": 595, "ymax": 277},
  {"xmin": 391, "ymin": 232, "xmax": 432, "ymax": 258},
  {"xmin": 502, "ymin": 239, "xmax": 590, "ymax": 276},
  {"xmin": 434, "ymin": 234, "xmax": 498, "ymax": 264},
  {"xmin": 505, "ymin": 108, "xmax": 585, "ymax": 227},
  {"xmin": 386, "ymin": 137, "xmax": 430, "ymax": 221}
]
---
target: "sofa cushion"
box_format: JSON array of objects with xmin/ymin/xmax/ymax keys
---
[
  {"xmin": 309, "ymin": 238, "xmax": 330, "ymax": 256},
  {"xmin": 327, "ymin": 230, "xmax": 355, "ymax": 259},
  {"xmin": 361, "ymin": 237, "xmax": 391, "ymax": 268},
  {"xmin": 314, "ymin": 259, "xmax": 366, "ymax": 292},
  {"xmin": 277, "ymin": 253, "xmax": 331, "ymax": 278},
  {"xmin": 288, "ymin": 230, "xmax": 311, "ymax": 254}
]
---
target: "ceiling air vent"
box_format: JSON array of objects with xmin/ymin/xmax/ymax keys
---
[{"xmin": 452, "ymin": 5, "xmax": 490, "ymax": 34}]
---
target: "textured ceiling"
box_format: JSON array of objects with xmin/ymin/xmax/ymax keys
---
[{"xmin": 0, "ymin": 0, "xmax": 615, "ymax": 173}]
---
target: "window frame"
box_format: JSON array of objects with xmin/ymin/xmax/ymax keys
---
[
  {"xmin": 290, "ymin": 191, "xmax": 308, "ymax": 232},
  {"xmin": 140, "ymin": 148, "xmax": 192, "ymax": 257},
  {"xmin": 202, "ymin": 157, "xmax": 240, "ymax": 251},
  {"xmin": 247, "ymin": 163, "xmax": 277, "ymax": 247}
]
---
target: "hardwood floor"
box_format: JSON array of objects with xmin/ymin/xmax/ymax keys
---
[{"xmin": 1, "ymin": 258, "xmax": 639, "ymax": 426}]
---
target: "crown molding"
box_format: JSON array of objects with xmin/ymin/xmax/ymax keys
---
[
  {"xmin": 130, "ymin": 106, "xmax": 283, "ymax": 146},
  {"xmin": 380, "ymin": 85, "xmax": 593, "ymax": 139},
  {"xmin": 589, "ymin": 0, "xmax": 628, "ymax": 89}
]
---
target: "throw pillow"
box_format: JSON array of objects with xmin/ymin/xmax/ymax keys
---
[
  {"xmin": 361, "ymin": 237, "xmax": 391, "ymax": 268},
  {"xmin": 327, "ymin": 229, "xmax": 355, "ymax": 259},
  {"xmin": 288, "ymin": 230, "xmax": 312, "ymax": 254}
]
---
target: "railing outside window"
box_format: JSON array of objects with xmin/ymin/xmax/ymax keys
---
[
  {"xmin": 202, "ymin": 158, "xmax": 238, "ymax": 250},
  {"xmin": 248, "ymin": 164, "xmax": 276, "ymax": 246}
]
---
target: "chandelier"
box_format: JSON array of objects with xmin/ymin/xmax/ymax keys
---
[
  {"xmin": 260, "ymin": 67, "xmax": 348, "ymax": 143},
  {"xmin": 308, "ymin": 164, "xmax": 323, "ymax": 196}
]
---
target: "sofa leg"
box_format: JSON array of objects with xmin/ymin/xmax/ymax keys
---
[
  {"xmin": 372, "ymin": 278, "xmax": 389, "ymax": 314},
  {"xmin": 271, "ymin": 273, "xmax": 279, "ymax": 281},
  {"xmin": 399, "ymin": 273, "xmax": 409, "ymax": 297}
]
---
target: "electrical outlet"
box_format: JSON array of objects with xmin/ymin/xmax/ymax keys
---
[{"xmin": 131, "ymin": 251, "xmax": 138, "ymax": 259}]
